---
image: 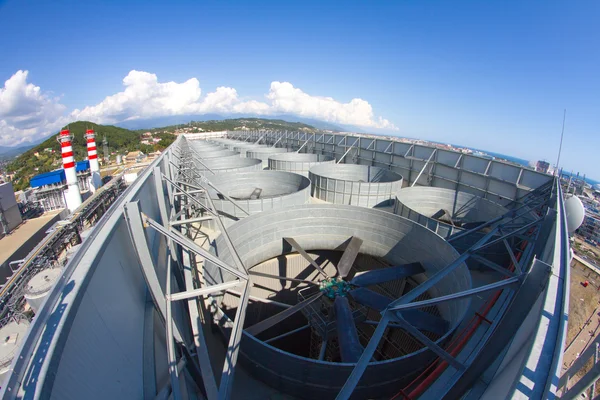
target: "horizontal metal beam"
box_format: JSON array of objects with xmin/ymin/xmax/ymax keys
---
[
  {"xmin": 388, "ymin": 276, "xmax": 520, "ymax": 312},
  {"xmin": 264, "ymin": 324, "xmax": 310, "ymax": 344},
  {"xmin": 170, "ymin": 216, "xmax": 214, "ymax": 226},
  {"xmin": 168, "ymin": 280, "xmax": 242, "ymax": 302}
]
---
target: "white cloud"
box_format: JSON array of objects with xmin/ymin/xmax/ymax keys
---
[
  {"xmin": 266, "ymin": 81, "xmax": 396, "ymax": 129},
  {"xmin": 0, "ymin": 69, "xmax": 397, "ymax": 146},
  {"xmin": 0, "ymin": 70, "xmax": 69, "ymax": 146},
  {"xmin": 72, "ymin": 70, "xmax": 395, "ymax": 130}
]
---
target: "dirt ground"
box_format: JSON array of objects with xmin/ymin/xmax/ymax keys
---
[
  {"xmin": 563, "ymin": 260, "xmax": 600, "ymax": 395},
  {"xmin": 574, "ymin": 235, "xmax": 600, "ymax": 266},
  {"xmin": 567, "ymin": 263, "xmax": 600, "ymax": 346}
]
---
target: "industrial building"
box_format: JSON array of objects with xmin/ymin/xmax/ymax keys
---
[
  {"xmin": 0, "ymin": 130, "xmax": 580, "ymax": 399},
  {"xmin": 579, "ymin": 212, "xmax": 600, "ymax": 245},
  {"xmin": 28, "ymin": 160, "xmax": 91, "ymax": 212},
  {"xmin": 0, "ymin": 182, "xmax": 22, "ymax": 237},
  {"xmin": 536, "ymin": 160, "xmax": 550, "ymax": 174}
]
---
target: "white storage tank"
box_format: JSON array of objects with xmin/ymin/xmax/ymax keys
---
[
  {"xmin": 24, "ymin": 268, "xmax": 62, "ymax": 314},
  {"xmin": 0, "ymin": 320, "xmax": 30, "ymax": 385}
]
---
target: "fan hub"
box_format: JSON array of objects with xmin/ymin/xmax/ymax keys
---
[{"xmin": 319, "ymin": 277, "xmax": 352, "ymax": 299}]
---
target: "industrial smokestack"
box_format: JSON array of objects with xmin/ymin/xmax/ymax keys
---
[
  {"xmin": 58, "ymin": 129, "xmax": 83, "ymax": 212},
  {"xmin": 85, "ymin": 129, "xmax": 102, "ymax": 192}
]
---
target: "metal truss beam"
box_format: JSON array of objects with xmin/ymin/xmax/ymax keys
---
[
  {"xmin": 337, "ymin": 138, "xmax": 360, "ymax": 164},
  {"xmin": 411, "ymin": 149, "xmax": 437, "ymax": 187}
]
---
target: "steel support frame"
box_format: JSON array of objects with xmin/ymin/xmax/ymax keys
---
[
  {"xmin": 171, "ymin": 134, "xmax": 557, "ymax": 399},
  {"xmin": 125, "ymin": 197, "xmax": 251, "ymax": 400},
  {"xmin": 335, "ymin": 186, "xmax": 552, "ymax": 399},
  {"xmin": 227, "ymin": 131, "xmax": 551, "ymax": 203}
]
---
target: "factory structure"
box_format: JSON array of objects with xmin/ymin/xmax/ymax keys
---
[
  {"xmin": 24, "ymin": 129, "xmax": 104, "ymax": 212},
  {"xmin": 0, "ymin": 129, "xmax": 585, "ymax": 399},
  {"xmin": 0, "ymin": 182, "xmax": 23, "ymax": 237}
]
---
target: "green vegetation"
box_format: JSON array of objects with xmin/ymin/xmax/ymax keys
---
[
  {"xmin": 7, "ymin": 121, "xmax": 152, "ymax": 191},
  {"xmin": 141, "ymin": 118, "xmax": 321, "ymax": 135},
  {"xmin": 7, "ymin": 118, "xmax": 316, "ymax": 191}
]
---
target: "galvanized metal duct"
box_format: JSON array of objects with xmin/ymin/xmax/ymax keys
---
[
  {"xmin": 393, "ymin": 186, "xmax": 508, "ymax": 239},
  {"xmin": 188, "ymin": 141, "xmax": 224, "ymax": 152},
  {"xmin": 309, "ymin": 164, "xmax": 403, "ymax": 208},
  {"xmin": 232, "ymin": 143, "xmax": 269, "ymax": 157},
  {"xmin": 210, "ymin": 138, "xmax": 246, "ymax": 150},
  {"xmin": 195, "ymin": 157, "xmax": 262, "ymax": 176},
  {"xmin": 195, "ymin": 149, "xmax": 240, "ymax": 160},
  {"xmin": 205, "ymin": 170, "xmax": 310, "ymax": 227},
  {"xmin": 246, "ymin": 147, "xmax": 290, "ymax": 169},
  {"xmin": 268, "ymin": 153, "xmax": 335, "ymax": 177},
  {"xmin": 204, "ymin": 204, "xmax": 471, "ymax": 399}
]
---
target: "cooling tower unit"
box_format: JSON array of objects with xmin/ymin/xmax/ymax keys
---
[
  {"xmin": 205, "ymin": 204, "xmax": 471, "ymax": 399},
  {"xmin": 196, "ymin": 157, "xmax": 262, "ymax": 176},
  {"xmin": 189, "ymin": 141, "xmax": 228, "ymax": 152},
  {"xmin": 246, "ymin": 147, "xmax": 290, "ymax": 168},
  {"xmin": 206, "ymin": 171, "xmax": 310, "ymax": 227},
  {"xmin": 309, "ymin": 164, "xmax": 404, "ymax": 208},
  {"xmin": 210, "ymin": 139, "xmax": 240, "ymax": 150},
  {"xmin": 268, "ymin": 153, "xmax": 335, "ymax": 176},
  {"xmin": 23, "ymin": 268, "xmax": 63, "ymax": 314},
  {"xmin": 0, "ymin": 320, "xmax": 30, "ymax": 384},
  {"xmin": 195, "ymin": 149, "xmax": 240, "ymax": 160},
  {"xmin": 393, "ymin": 187, "xmax": 508, "ymax": 239},
  {"xmin": 232, "ymin": 143, "xmax": 269, "ymax": 157}
]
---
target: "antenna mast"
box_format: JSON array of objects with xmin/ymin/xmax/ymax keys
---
[{"xmin": 555, "ymin": 109, "xmax": 566, "ymax": 176}]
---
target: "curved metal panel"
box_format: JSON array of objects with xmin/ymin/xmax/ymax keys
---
[
  {"xmin": 309, "ymin": 164, "xmax": 403, "ymax": 207},
  {"xmin": 205, "ymin": 204, "xmax": 471, "ymax": 399},
  {"xmin": 268, "ymin": 153, "xmax": 335, "ymax": 177}
]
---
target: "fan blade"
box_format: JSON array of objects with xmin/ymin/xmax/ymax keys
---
[
  {"xmin": 351, "ymin": 288, "xmax": 449, "ymax": 335},
  {"xmin": 334, "ymin": 296, "xmax": 364, "ymax": 363},
  {"xmin": 350, "ymin": 262, "xmax": 424, "ymax": 287},
  {"xmin": 397, "ymin": 310, "xmax": 449, "ymax": 336},
  {"xmin": 246, "ymin": 292, "xmax": 323, "ymax": 336},
  {"xmin": 283, "ymin": 237, "xmax": 329, "ymax": 278},
  {"xmin": 337, "ymin": 236, "xmax": 363, "ymax": 278},
  {"xmin": 350, "ymin": 287, "xmax": 392, "ymax": 311}
]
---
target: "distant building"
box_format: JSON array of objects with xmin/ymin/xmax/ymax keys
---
[
  {"xmin": 29, "ymin": 161, "xmax": 92, "ymax": 212},
  {"xmin": 579, "ymin": 212, "xmax": 600, "ymax": 245},
  {"xmin": 0, "ymin": 182, "xmax": 23, "ymax": 237},
  {"xmin": 125, "ymin": 151, "xmax": 146, "ymax": 164},
  {"xmin": 536, "ymin": 160, "xmax": 550, "ymax": 174}
]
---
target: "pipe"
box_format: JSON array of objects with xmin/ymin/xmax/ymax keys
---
[
  {"xmin": 57, "ymin": 129, "xmax": 83, "ymax": 212},
  {"xmin": 85, "ymin": 129, "xmax": 103, "ymax": 192}
]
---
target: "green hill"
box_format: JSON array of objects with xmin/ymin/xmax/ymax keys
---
[
  {"xmin": 143, "ymin": 118, "xmax": 322, "ymax": 134},
  {"xmin": 7, "ymin": 117, "xmax": 318, "ymax": 191},
  {"xmin": 7, "ymin": 121, "xmax": 144, "ymax": 191}
]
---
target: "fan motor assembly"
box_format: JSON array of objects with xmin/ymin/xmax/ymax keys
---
[{"xmin": 204, "ymin": 204, "xmax": 472, "ymax": 399}]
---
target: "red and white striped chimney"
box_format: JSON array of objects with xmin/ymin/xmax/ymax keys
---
[
  {"xmin": 85, "ymin": 129, "xmax": 101, "ymax": 173},
  {"xmin": 84, "ymin": 129, "xmax": 103, "ymax": 192},
  {"xmin": 58, "ymin": 129, "xmax": 82, "ymax": 211}
]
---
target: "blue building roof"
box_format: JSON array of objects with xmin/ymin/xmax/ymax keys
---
[{"xmin": 30, "ymin": 160, "xmax": 90, "ymax": 188}]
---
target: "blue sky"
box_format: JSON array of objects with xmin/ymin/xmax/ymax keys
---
[{"xmin": 0, "ymin": 0, "xmax": 598, "ymax": 179}]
